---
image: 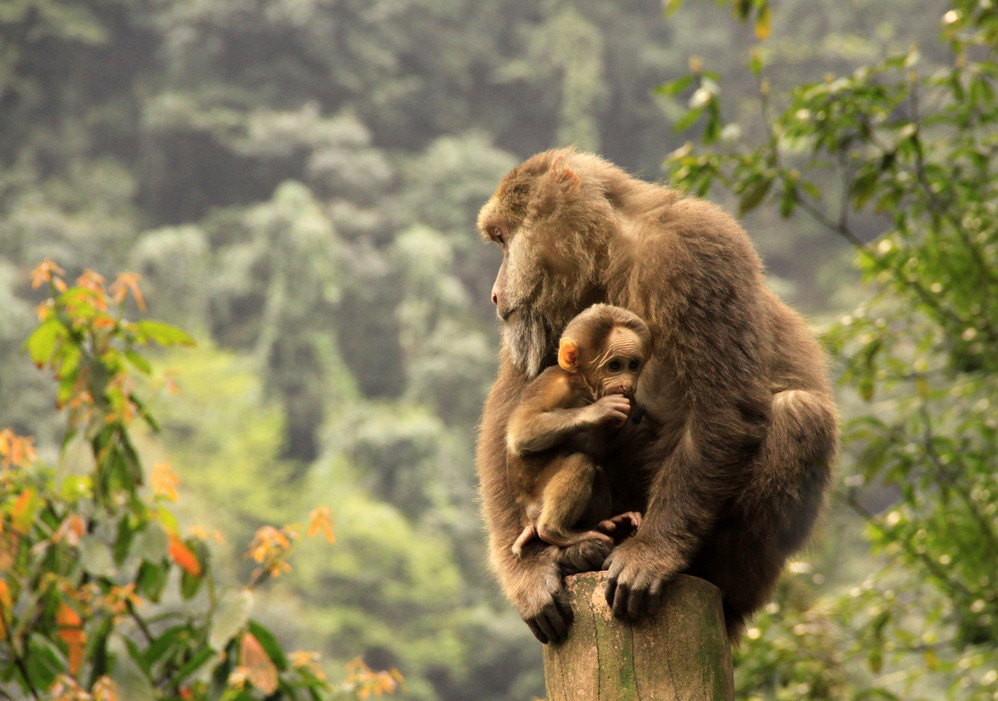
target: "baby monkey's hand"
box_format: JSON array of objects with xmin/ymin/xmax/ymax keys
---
[{"xmin": 589, "ymin": 393, "xmax": 630, "ymax": 428}]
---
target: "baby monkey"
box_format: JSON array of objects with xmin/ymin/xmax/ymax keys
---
[{"xmin": 508, "ymin": 304, "xmax": 651, "ymax": 557}]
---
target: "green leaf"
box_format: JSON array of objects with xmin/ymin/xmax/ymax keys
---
[
  {"xmin": 26, "ymin": 634, "xmax": 65, "ymax": 690},
  {"xmin": 157, "ymin": 504, "xmax": 179, "ymax": 535},
  {"xmin": 858, "ymin": 374, "xmax": 875, "ymax": 402},
  {"xmin": 60, "ymin": 474, "xmax": 92, "ymax": 502},
  {"xmin": 113, "ymin": 516, "xmax": 135, "ymax": 564},
  {"xmin": 119, "ymin": 433, "xmax": 144, "ymax": 487},
  {"xmin": 663, "ymin": 0, "xmax": 683, "ymax": 16},
  {"xmin": 915, "ymin": 375, "xmax": 929, "ymax": 399},
  {"xmin": 131, "ymin": 394, "xmax": 160, "ymax": 433},
  {"xmin": 247, "ymin": 620, "xmax": 288, "ymax": 671},
  {"xmin": 55, "ymin": 343, "xmax": 81, "ymax": 404},
  {"xmin": 179, "ymin": 538, "xmax": 209, "ymax": 600},
  {"xmin": 24, "ymin": 317, "xmax": 66, "ymax": 367},
  {"xmin": 924, "ymin": 647, "xmax": 939, "ymax": 670},
  {"xmin": 137, "ymin": 560, "xmax": 169, "ymax": 602},
  {"xmin": 210, "ymin": 639, "xmax": 239, "ymax": 696},
  {"xmin": 779, "ymin": 182, "xmax": 798, "ymax": 218},
  {"xmin": 143, "ymin": 624, "xmax": 188, "ymax": 668},
  {"xmin": 656, "ymin": 74, "xmax": 694, "ymax": 97},
  {"xmin": 125, "ymin": 349, "xmax": 153, "ymax": 375},
  {"xmin": 867, "ymin": 646, "xmax": 883, "ymax": 673},
  {"xmin": 110, "ymin": 634, "xmax": 156, "ymax": 701},
  {"xmin": 739, "ymin": 177, "xmax": 773, "ymax": 215},
  {"xmin": 180, "ymin": 568, "xmax": 204, "ymax": 600},
  {"xmin": 133, "ymin": 320, "xmax": 196, "ymax": 348},
  {"xmin": 674, "ymin": 106, "xmax": 705, "ymax": 133},
  {"xmin": 133, "ymin": 521, "xmax": 170, "ymax": 562},
  {"xmin": 754, "ymin": 4, "xmax": 772, "ymax": 40},
  {"xmin": 80, "ymin": 535, "xmax": 117, "ymax": 578},
  {"xmin": 174, "ymin": 648, "xmax": 215, "ymax": 683},
  {"xmin": 90, "ymin": 617, "xmax": 114, "ymax": 681},
  {"xmin": 850, "ymin": 169, "xmax": 880, "ymax": 210},
  {"xmin": 210, "ymin": 588, "xmax": 254, "ymax": 651},
  {"xmin": 799, "ymin": 180, "xmax": 821, "ymax": 200},
  {"xmin": 56, "ymin": 371, "xmax": 77, "ymax": 410},
  {"xmin": 969, "ymin": 74, "xmax": 995, "ymax": 107},
  {"xmin": 703, "ymin": 102, "xmax": 722, "ymax": 143}
]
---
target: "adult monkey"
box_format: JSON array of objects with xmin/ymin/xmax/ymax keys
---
[{"xmin": 476, "ymin": 148, "xmax": 838, "ymax": 644}]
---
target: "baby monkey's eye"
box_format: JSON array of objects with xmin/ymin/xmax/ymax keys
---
[
  {"xmin": 608, "ymin": 359, "xmax": 623, "ymax": 372},
  {"xmin": 629, "ymin": 358, "xmax": 640, "ymax": 370}
]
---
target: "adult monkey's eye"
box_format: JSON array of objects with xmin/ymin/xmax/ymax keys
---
[{"xmin": 490, "ymin": 226, "xmax": 505, "ymax": 246}]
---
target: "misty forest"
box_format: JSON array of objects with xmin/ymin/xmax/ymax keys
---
[{"xmin": 1, "ymin": 0, "xmax": 996, "ymax": 699}]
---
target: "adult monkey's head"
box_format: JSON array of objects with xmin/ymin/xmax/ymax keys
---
[{"xmin": 478, "ymin": 148, "xmax": 617, "ymax": 378}]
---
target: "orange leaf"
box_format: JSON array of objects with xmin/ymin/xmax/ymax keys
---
[
  {"xmin": 75, "ymin": 270, "xmax": 108, "ymax": 311},
  {"xmin": 307, "ymin": 506, "xmax": 336, "ymax": 544},
  {"xmin": 92, "ymin": 676, "xmax": 119, "ymax": 701},
  {"xmin": 110, "ymin": 272, "xmax": 146, "ymax": 311},
  {"xmin": 10, "ymin": 488, "xmax": 38, "ymax": 532},
  {"xmin": 0, "ymin": 578, "xmax": 10, "ymax": 641},
  {"xmin": 57, "ymin": 602, "xmax": 86, "ymax": 675},
  {"xmin": 54, "ymin": 515, "xmax": 86, "ymax": 546},
  {"xmin": 30, "ymin": 259, "xmax": 66, "ymax": 289},
  {"xmin": 169, "ymin": 536, "xmax": 202, "ymax": 576},
  {"xmin": 0, "ymin": 430, "xmax": 37, "ymax": 469},
  {"xmin": 240, "ymin": 633, "xmax": 279, "ymax": 694},
  {"xmin": 151, "ymin": 463, "xmax": 179, "ymax": 502},
  {"xmin": 190, "ymin": 525, "xmax": 225, "ymax": 545}
]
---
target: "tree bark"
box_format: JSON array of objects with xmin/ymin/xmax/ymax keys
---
[{"xmin": 542, "ymin": 572, "xmax": 734, "ymax": 701}]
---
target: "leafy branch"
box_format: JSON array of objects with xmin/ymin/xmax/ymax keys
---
[{"xmin": 1, "ymin": 262, "xmax": 401, "ymax": 700}]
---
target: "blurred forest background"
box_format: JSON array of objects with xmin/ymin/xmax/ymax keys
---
[{"xmin": 1, "ymin": 0, "xmax": 996, "ymax": 699}]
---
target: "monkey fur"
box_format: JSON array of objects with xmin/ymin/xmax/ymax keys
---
[
  {"xmin": 507, "ymin": 304, "xmax": 650, "ymax": 558},
  {"xmin": 476, "ymin": 148, "xmax": 838, "ymax": 645}
]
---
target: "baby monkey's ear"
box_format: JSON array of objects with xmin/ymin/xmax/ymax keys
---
[{"xmin": 558, "ymin": 337, "xmax": 580, "ymax": 372}]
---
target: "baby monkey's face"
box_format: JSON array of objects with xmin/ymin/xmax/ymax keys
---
[{"xmin": 582, "ymin": 327, "xmax": 647, "ymax": 398}]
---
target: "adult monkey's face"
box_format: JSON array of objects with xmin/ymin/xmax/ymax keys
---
[{"xmin": 477, "ymin": 151, "xmax": 614, "ymax": 378}]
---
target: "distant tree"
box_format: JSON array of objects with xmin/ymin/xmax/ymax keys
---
[{"xmin": 206, "ymin": 182, "xmax": 342, "ymax": 462}]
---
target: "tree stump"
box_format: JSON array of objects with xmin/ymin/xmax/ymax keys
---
[{"xmin": 542, "ymin": 572, "xmax": 734, "ymax": 701}]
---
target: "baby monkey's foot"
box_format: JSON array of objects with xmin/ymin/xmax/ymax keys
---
[{"xmin": 598, "ymin": 511, "xmax": 642, "ymax": 539}]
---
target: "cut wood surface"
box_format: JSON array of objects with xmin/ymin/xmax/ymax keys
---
[{"xmin": 542, "ymin": 572, "xmax": 734, "ymax": 701}]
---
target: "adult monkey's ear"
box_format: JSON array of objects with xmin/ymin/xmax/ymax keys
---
[{"xmin": 558, "ymin": 338, "xmax": 580, "ymax": 372}]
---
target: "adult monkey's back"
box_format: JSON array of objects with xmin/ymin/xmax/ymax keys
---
[{"xmin": 476, "ymin": 148, "xmax": 838, "ymax": 644}]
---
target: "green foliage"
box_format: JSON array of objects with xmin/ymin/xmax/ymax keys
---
[
  {"xmin": 0, "ymin": 265, "xmax": 400, "ymax": 700},
  {"xmin": 666, "ymin": 1, "xmax": 998, "ymax": 697},
  {"xmin": 732, "ymin": 568, "xmax": 848, "ymax": 700},
  {"xmin": 6, "ymin": 0, "xmax": 987, "ymax": 698}
]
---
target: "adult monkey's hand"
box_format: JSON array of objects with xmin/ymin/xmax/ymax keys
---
[
  {"xmin": 509, "ymin": 550, "xmax": 574, "ymax": 644},
  {"xmin": 603, "ymin": 536, "xmax": 673, "ymax": 622}
]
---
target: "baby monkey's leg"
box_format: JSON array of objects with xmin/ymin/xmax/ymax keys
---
[
  {"xmin": 536, "ymin": 453, "xmax": 613, "ymax": 549},
  {"xmin": 511, "ymin": 524, "xmax": 538, "ymax": 557}
]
